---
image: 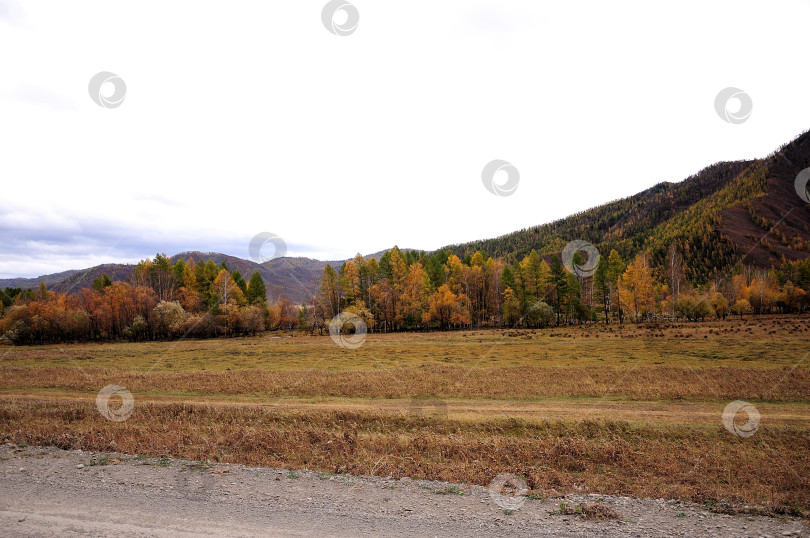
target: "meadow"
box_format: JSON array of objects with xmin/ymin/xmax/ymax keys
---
[{"xmin": 1, "ymin": 315, "xmax": 809, "ymax": 516}]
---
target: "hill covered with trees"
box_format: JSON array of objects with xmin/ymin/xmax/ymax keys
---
[{"xmin": 447, "ymin": 130, "xmax": 810, "ymax": 285}]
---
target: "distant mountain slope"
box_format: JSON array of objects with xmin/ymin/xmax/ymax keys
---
[
  {"xmin": 48, "ymin": 252, "xmax": 326, "ymax": 304},
  {"xmin": 1, "ymin": 264, "xmax": 138, "ymax": 296},
  {"xmin": 446, "ymin": 130, "xmax": 810, "ymax": 283},
  {"xmin": 258, "ymin": 250, "xmax": 403, "ymax": 303},
  {"xmin": 49, "ymin": 264, "xmax": 142, "ymax": 295},
  {"xmin": 260, "ymin": 257, "xmax": 329, "ymax": 304},
  {"xmin": 0, "ymin": 269, "xmax": 81, "ymax": 290},
  {"xmin": 167, "ymin": 252, "xmax": 322, "ymax": 304},
  {"xmin": 447, "ymin": 160, "xmax": 753, "ymax": 263},
  {"xmin": 0, "ymin": 251, "xmax": 391, "ymax": 305}
]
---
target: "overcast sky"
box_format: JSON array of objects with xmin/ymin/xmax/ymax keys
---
[{"xmin": 1, "ymin": 0, "xmax": 809, "ymax": 278}]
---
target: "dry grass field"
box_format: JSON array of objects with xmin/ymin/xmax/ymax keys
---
[{"xmin": 1, "ymin": 315, "xmax": 809, "ymax": 516}]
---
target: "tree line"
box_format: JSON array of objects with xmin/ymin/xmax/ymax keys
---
[
  {"xmin": 0, "ymin": 255, "xmax": 297, "ymax": 344},
  {"xmin": 1, "ymin": 246, "xmax": 809, "ymax": 344},
  {"xmin": 300, "ymin": 245, "xmax": 810, "ymax": 334}
]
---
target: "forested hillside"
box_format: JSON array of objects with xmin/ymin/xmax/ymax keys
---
[{"xmin": 447, "ymin": 130, "xmax": 810, "ymax": 284}]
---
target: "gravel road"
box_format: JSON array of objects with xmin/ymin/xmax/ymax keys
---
[{"xmin": 0, "ymin": 444, "xmax": 805, "ymax": 537}]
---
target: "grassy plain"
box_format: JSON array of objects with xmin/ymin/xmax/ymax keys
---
[{"xmin": 1, "ymin": 315, "xmax": 809, "ymax": 515}]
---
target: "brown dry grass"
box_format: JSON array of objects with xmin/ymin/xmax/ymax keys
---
[
  {"xmin": 3, "ymin": 392, "xmax": 808, "ymax": 427},
  {"xmin": 1, "ymin": 314, "xmax": 807, "ymax": 374},
  {"xmin": 1, "ymin": 364, "xmax": 808, "ymax": 401},
  {"xmin": 1, "ymin": 398, "xmax": 808, "ymax": 515}
]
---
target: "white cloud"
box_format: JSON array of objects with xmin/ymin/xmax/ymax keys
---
[
  {"xmin": 1, "ymin": 0, "xmax": 808, "ymax": 277},
  {"xmin": 0, "ymin": 0, "xmax": 25, "ymax": 26}
]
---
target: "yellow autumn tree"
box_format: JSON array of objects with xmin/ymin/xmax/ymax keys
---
[
  {"xmin": 427, "ymin": 284, "xmax": 470, "ymax": 329},
  {"xmin": 398, "ymin": 262, "xmax": 430, "ymax": 327},
  {"xmin": 212, "ymin": 269, "xmax": 245, "ymax": 306},
  {"xmin": 340, "ymin": 260, "xmax": 361, "ymax": 306},
  {"xmin": 618, "ymin": 253, "xmax": 655, "ymax": 322},
  {"xmin": 446, "ymin": 255, "xmax": 465, "ymax": 295}
]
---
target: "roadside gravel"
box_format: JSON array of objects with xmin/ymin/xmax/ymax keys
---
[{"xmin": 0, "ymin": 444, "xmax": 805, "ymax": 537}]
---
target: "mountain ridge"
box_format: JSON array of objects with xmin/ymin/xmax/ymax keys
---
[{"xmin": 446, "ymin": 130, "xmax": 810, "ymax": 282}]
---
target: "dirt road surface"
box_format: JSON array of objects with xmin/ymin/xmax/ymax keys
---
[{"xmin": 0, "ymin": 444, "xmax": 805, "ymax": 537}]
